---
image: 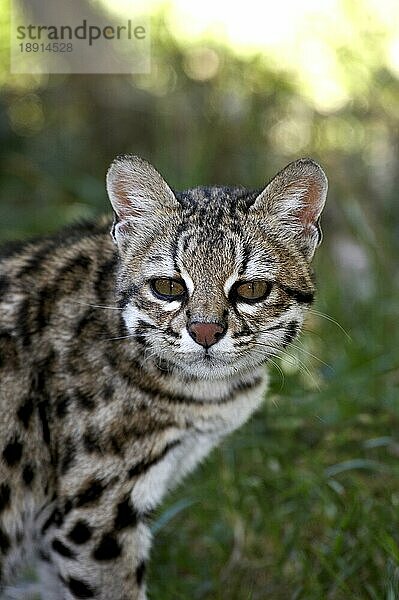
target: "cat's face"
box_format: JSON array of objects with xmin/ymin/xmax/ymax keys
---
[{"xmin": 107, "ymin": 156, "xmax": 327, "ymax": 380}]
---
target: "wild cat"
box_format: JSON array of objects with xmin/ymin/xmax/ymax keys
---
[{"xmin": 0, "ymin": 156, "xmax": 327, "ymax": 599}]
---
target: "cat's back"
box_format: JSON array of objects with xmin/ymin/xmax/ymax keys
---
[{"xmin": 0, "ymin": 216, "xmax": 117, "ymax": 339}]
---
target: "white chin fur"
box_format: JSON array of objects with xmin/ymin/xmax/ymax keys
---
[{"xmin": 158, "ymin": 349, "xmax": 267, "ymax": 381}]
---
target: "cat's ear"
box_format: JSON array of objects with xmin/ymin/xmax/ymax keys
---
[
  {"xmin": 250, "ymin": 158, "xmax": 328, "ymax": 260},
  {"xmin": 106, "ymin": 155, "xmax": 179, "ymax": 245}
]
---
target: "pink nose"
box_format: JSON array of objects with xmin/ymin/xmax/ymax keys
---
[{"xmin": 188, "ymin": 322, "xmax": 226, "ymax": 348}]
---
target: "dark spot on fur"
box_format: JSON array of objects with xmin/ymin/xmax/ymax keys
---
[
  {"xmin": 17, "ymin": 242, "xmax": 55, "ymax": 277},
  {"xmin": 106, "ymin": 352, "xmax": 117, "ymax": 370},
  {"xmin": 136, "ymin": 560, "xmax": 146, "ymax": 586},
  {"xmin": 92, "ymin": 533, "xmax": 121, "ymax": 561},
  {"xmin": 93, "ymin": 254, "xmax": 118, "ymax": 305},
  {"xmin": 39, "ymin": 549, "xmax": 51, "ymax": 562},
  {"xmin": 0, "ymin": 528, "xmax": 11, "ymax": 553},
  {"xmin": 63, "ymin": 499, "xmax": 73, "ymax": 516},
  {"xmin": 165, "ymin": 326, "xmax": 179, "ymax": 339},
  {"xmin": 70, "ymin": 253, "xmax": 92, "ymax": 271},
  {"xmin": 0, "ymin": 331, "xmax": 19, "ymax": 370},
  {"xmin": 68, "ymin": 521, "xmax": 93, "ymax": 545},
  {"xmin": 137, "ymin": 320, "xmax": 155, "ymax": 332},
  {"xmin": 41, "ymin": 508, "xmax": 64, "ymax": 534},
  {"xmin": 22, "ymin": 463, "xmax": 35, "ymax": 486},
  {"xmin": 283, "ymin": 320, "xmax": 300, "ymax": 345},
  {"xmin": 60, "ymin": 438, "xmax": 76, "ymax": 474},
  {"xmin": 82, "ymin": 427, "xmax": 102, "ymax": 454},
  {"xmin": 75, "ymin": 390, "xmax": 95, "ymax": 411},
  {"xmin": 56, "ymin": 394, "xmax": 70, "ymax": 418},
  {"xmin": 238, "ymin": 243, "xmax": 251, "ymax": 276},
  {"xmin": 2, "ymin": 437, "xmax": 23, "ymax": 466},
  {"xmin": 76, "ymin": 479, "xmax": 106, "ymax": 507},
  {"xmin": 16, "ymin": 298, "xmax": 32, "ymax": 347},
  {"xmin": 35, "ymin": 285, "xmax": 55, "ymax": 329},
  {"xmin": 54, "ymin": 254, "xmax": 92, "ymax": 300},
  {"xmin": 231, "ymin": 326, "xmax": 253, "ymax": 338},
  {"xmin": 17, "ymin": 398, "xmax": 34, "ymax": 428},
  {"xmin": 103, "ymin": 383, "xmax": 114, "ymax": 401},
  {"xmin": 127, "ymin": 440, "xmax": 180, "ymax": 479},
  {"xmin": 0, "ymin": 275, "xmax": 9, "ymax": 296},
  {"xmin": 67, "ymin": 576, "xmax": 95, "ymax": 598},
  {"xmin": 0, "ymin": 239, "xmax": 27, "ymax": 259},
  {"xmin": 109, "ymin": 435, "xmax": 122, "ymax": 454},
  {"xmin": 116, "ymin": 284, "xmax": 139, "ymax": 308},
  {"xmin": 37, "ymin": 401, "xmax": 51, "ymax": 446},
  {"xmin": 0, "ymin": 484, "xmax": 10, "ymax": 513},
  {"xmin": 114, "ymin": 497, "xmax": 138, "ymax": 530},
  {"xmin": 31, "ymin": 357, "xmax": 55, "ymax": 447},
  {"xmin": 279, "ymin": 283, "xmax": 314, "ymax": 304},
  {"xmin": 52, "ymin": 538, "xmax": 76, "ymax": 559},
  {"xmin": 133, "ymin": 332, "xmax": 147, "ymax": 347},
  {"xmin": 16, "ymin": 530, "xmax": 23, "ymax": 544},
  {"xmin": 75, "ymin": 311, "xmax": 94, "ymax": 337},
  {"xmin": 154, "ymin": 358, "xmax": 172, "ymax": 374}
]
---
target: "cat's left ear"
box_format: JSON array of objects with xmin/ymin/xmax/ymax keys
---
[
  {"xmin": 250, "ymin": 158, "xmax": 328, "ymax": 260},
  {"xmin": 106, "ymin": 155, "xmax": 179, "ymax": 245}
]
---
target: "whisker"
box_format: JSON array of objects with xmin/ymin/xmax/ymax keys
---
[
  {"xmin": 300, "ymin": 326, "xmax": 324, "ymax": 339},
  {"xmin": 248, "ymin": 347, "xmax": 305, "ymax": 388},
  {"xmin": 287, "ymin": 342, "xmax": 332, "ymax": 369},
  {"xmin": 307, "ymin": 308, "xmax": 352, "ymax": 341},
  {"xmin": 281, "ymin": 350, "xmax": 321, "ymax": 391},
  {"xmin": 268, "ymin": 359, "xmax": 285, "ymax": 389},
  {"xmin": 249, "ymin": 343, "xmax": 319, "ymax": 386},
  {"xmin": 64, "ymin": 299, "xmax": 124, "ymax": 311},
  {"xmin": 142, "ymin": 350, "xmax": 160, "ymax": 363},
  {"xmin": 104, "ymin": 333, "xmax": 139, "ymax": 341}
]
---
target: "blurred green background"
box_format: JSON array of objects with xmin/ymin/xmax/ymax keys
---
[{"xmin": 1, "ymin": 0, "xmax": 399, "ymax": 598}]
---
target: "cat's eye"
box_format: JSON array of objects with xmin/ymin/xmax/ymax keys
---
[
  {"xmin": 233, "ymin": 280, "xmax": 271, "ymax": 303},
  {"xmin": 151, "ymin": 278, "xmax": 186, "ymax": 301}
]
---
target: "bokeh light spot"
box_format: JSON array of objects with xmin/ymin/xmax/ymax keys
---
[{"xmin": 7, "ymin": 93, "xmax": 44, "ymax": 136}]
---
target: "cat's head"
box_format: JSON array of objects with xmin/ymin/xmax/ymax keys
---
[{"xmin": 106, "ymin": 155, "xmax": 328, "ymax": 380}]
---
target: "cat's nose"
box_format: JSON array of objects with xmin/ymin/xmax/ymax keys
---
[{"xmin": 187, "ymin": 321, "xmax": 226, "ymax": 348}]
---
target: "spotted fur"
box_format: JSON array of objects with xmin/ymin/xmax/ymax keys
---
[{"xmin": 0, "ymin": 156, "xmax": 327, "ymax": 599}]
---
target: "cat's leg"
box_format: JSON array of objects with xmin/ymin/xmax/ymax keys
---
[
  {"xmin": 36, "ymin": 545, "xmax": 65, "ymax": 600},
  {"xmin": 51, "ymin": 524, "xmax": 150, "ymax": 600},
  {"xmin": 39, "ymin": 501, "xmax": 151, "ymax": 600}
]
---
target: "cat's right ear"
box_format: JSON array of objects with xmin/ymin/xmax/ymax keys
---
[
  {"xmin": 106, "ymin": 155, "xmax": 179, "ymax": 245},
  {"xmin": 249, "ymin": 158, "xmax": 328, "ymax": 260}
]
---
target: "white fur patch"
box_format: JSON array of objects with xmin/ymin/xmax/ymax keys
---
[
  {"xmin": 130, "ymin": 375, "xmax": 266, "ymax": 514},
  {"xmin": 243, "ymin": 252, "xmax": 277, "ymax": 280},
  {"xmin": 179, "ymin": 327, "xmax": 201, "ymax": 353},
  {"xmin": 179, "ymin": 264, "xmax": 194, "ymax": 296},
  {"xmin": 161, "ymin": 300, "xmax": 182, "ymax": 312},
  {"xmin": 131, "ymin": 438, "xmax": 187, "ymax": 513},
  {"xmin": 236, "ymin": 302, "xmax": 262, "ymax": 315},
  {"xmin": 123, "ymin": 304, "xmax": 156, "ymax": 332},
  {"xmin": 123, "ymin": 304, "xmax": 141, "ymax": 332},
  {"xmin": 223, "ymin": 271, "xmax": 239, "ymax": 297},
  {"xmin": 141, "ymin": 257, "xmax": 176, "ymax": 280}
]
